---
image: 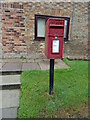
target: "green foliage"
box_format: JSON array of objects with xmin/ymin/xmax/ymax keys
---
[
  {"xmin": 18, "ymin": 59, "xmax": 88, "ymax": 118},
  {"xmin": 20, "ymin": 55, "xmax": 26, "ymax": 60}
]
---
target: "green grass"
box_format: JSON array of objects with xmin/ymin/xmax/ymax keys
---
[{"xmin": 18, "ymin": 59, "xmax": 88, "ymax": 118}]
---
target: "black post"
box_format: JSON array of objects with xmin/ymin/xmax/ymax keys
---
[{"xmin": 49, "ymin": 59, "xmax": 54, "ymax": 95}]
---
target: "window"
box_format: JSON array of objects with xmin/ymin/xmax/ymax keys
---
[
  {"xmin": 64, "ymin": 20, "xmax": 68, "ymax": 39},
  {"xmin": 37, "ymin": 18, "xmax": 45, "ymax": 37},
  {"xmin": 35, "ymin": 15, "xmax": 70, "ymax": 41}
]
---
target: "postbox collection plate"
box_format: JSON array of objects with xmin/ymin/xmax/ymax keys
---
[{"xmin": 52, "ymin": 40, "xmax": 59, "ymax": 53}]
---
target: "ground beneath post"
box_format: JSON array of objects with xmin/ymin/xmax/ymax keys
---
[{"xmin": 39, "ymin": 102, "xmax": 88, "ymax": 118}]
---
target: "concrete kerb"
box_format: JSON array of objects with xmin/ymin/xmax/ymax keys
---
[{"xmin": 0, "ymin": 73, "xmax": 21, "ymax": 118}]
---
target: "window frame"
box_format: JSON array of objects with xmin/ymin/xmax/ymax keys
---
[{"xmin": 35, "ymin": 14, "xmax": 70, "ymax": 41}]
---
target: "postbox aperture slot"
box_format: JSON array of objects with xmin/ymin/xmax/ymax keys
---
[
  {"xmin": 49, "ymin": 27, "xmax": 64, "ymax": 36},
  {"xmin": 50, "ymin": 24, "xmax": 64, "ymax": 27}
]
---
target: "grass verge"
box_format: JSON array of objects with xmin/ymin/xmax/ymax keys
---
[{"xmin": 18, "ymin": 59, "xmax": 88, "ymax": 118}]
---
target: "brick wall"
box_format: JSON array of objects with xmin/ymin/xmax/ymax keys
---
[
  {"xmin": 88, "ymin": 2, "xmax": 90, "ymax": 59},
  {"xmin": 1, "ymin": 2, "xmax": 89, "ymax": 59},
  {"xmin": 1, "ymin": 2, "xmax": 27, "ymax": 58},
  {"xmin": 24, "ymin": 2, "xmax": 73, "ymax": 59},
  {"xmin": 24, "ymin": 2, "xmax": 88, "ymax": 59},
  {"xmin": 64, "ymin": 2, "xmax": 88, "ymax": 59},
  {"xmin": 0, "ymin": 3, "xmax": 2, "ymax": 58}
]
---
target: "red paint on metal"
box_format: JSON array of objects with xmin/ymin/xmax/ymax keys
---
[{"xmin": 45, "ymin": 18, "xmax": 65, "ymax": 59}]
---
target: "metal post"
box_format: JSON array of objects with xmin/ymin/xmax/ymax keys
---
[{"xmin": 49, "ymin": 59, "xmax": 54, "ymax": 95}]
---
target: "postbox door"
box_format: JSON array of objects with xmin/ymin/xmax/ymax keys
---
[{"xmin": 45, "ymin": 18, "xmax": 64, "ymax": 59}]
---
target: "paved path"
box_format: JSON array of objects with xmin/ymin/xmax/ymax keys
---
[{"xmin": 0, "ymin": 59, "xmax": 69, "ymax": 72}]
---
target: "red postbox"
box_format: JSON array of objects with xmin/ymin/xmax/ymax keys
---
[{"xmin": 45, "ymin": 18, "xmax": 65, "ymax": 59}]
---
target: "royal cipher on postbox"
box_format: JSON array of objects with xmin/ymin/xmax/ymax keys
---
[{"xmin": 45, "ymin": 18, "xmax": 65, "ymax": 59}]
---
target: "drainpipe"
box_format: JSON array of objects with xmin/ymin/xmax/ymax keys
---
[{"xmin": 70, "ymin": 0, "xmax": 75, "ymax": 41}]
